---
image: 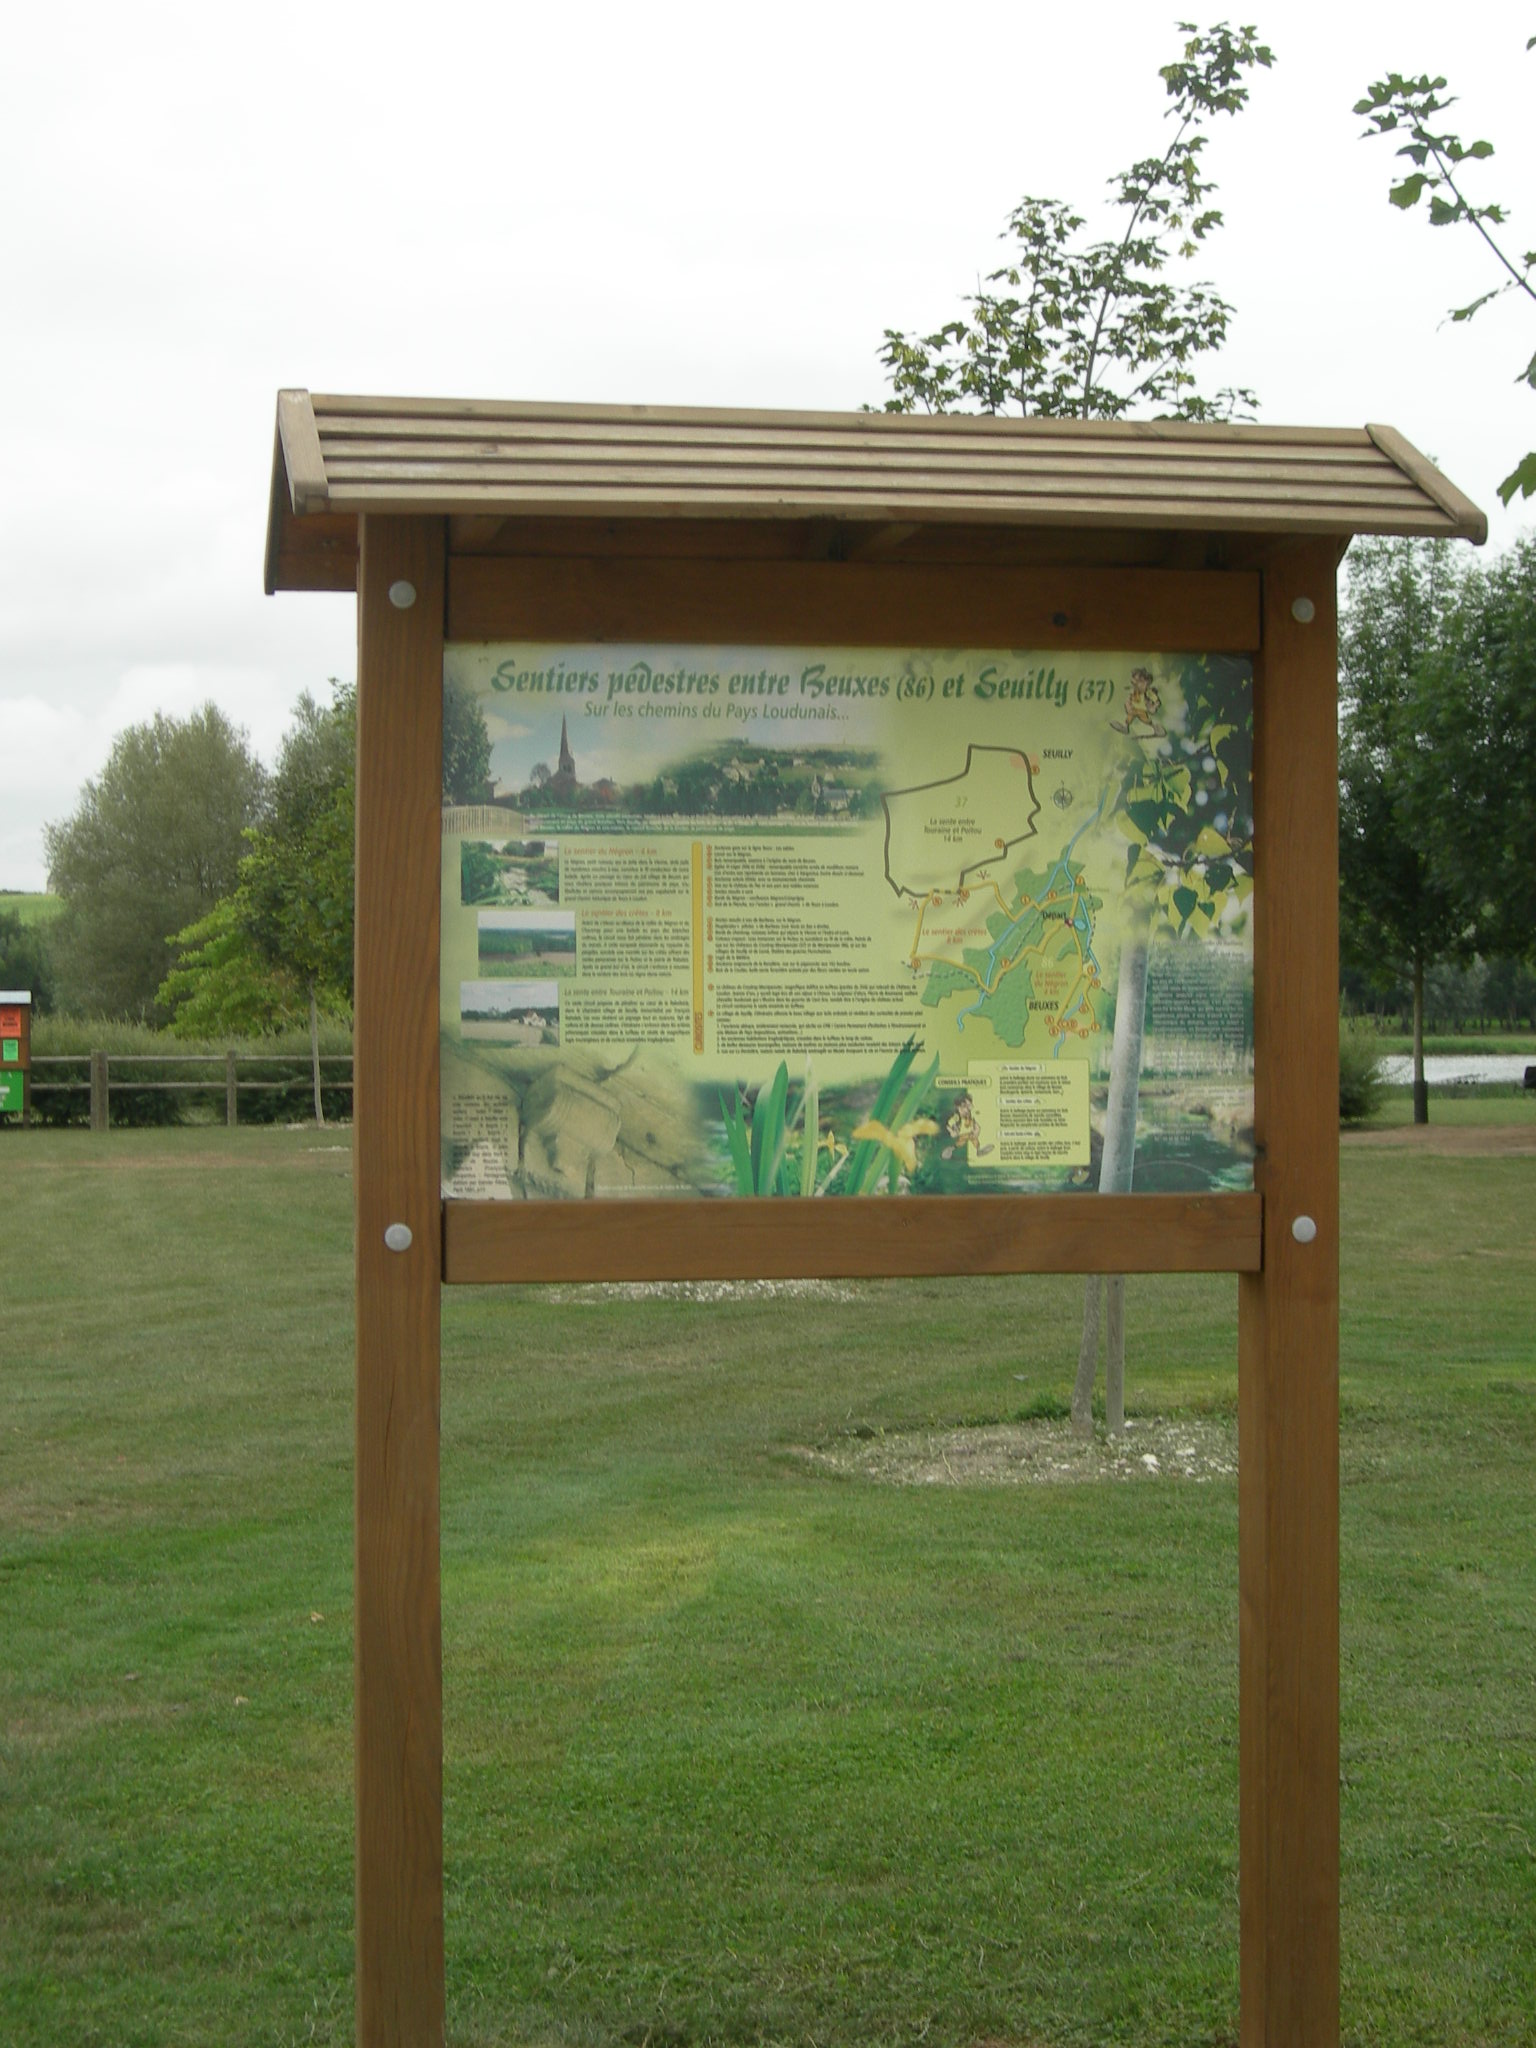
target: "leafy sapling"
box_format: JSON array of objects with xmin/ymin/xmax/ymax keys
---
[
  {"xmin": 878, "ymin": 20, "xmax": 1273, "ymax": 422},
  {"xmin": 1356, "ymin": 42, "xmax": 1536, "ymax": 505}
]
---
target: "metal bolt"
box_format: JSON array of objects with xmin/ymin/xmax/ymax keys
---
[
  {"xmin": 388, "ymin": 580, "xmax": 417, "ymax": 610},
  {"xmin": 384, "ymin": 1222, "xmax": 413, "ymax": 1252},
  {"xmin": 1290, "ymin": 596, "xmax": 1316, "ymax": 624},
  {"xmin": 1291, "ymin": 1215, "xmax": 1318, "ymax": 1244}
]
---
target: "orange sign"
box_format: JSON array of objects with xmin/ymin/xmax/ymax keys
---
[{"xmin": 0, "ymin": 1007, "xmax": 21, "ymax": 1037}]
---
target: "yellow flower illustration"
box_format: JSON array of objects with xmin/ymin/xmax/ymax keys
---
[{"xmin": 850, "ymin": 1115, "xmax": 940, "ymax": 1174}]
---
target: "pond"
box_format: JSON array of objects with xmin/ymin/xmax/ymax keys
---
[{"xmin": 1378, "ymin": 1053, "xmax": 1533, "ymax": 1086}]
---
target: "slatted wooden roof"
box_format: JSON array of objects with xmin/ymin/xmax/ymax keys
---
[{"xmin": 265, "ymin": 389, "xmax": 1485, "ymax": 592}]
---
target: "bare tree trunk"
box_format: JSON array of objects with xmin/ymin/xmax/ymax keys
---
[
  {"xmin": 1105, "ymin": 1275, "xmax": 1126, "ymax": 1436},
  {"xmin": 1412, "ymin": 955, "xmax": 1428, "ymax": 1126},
  {"xmin": 1072, "ymin": 1274, "xmax": 1102, "ymax": 1435},
  {"xmin": 1073, "ymin": 906, "xmax": 1152, "ymax": 1432},
  {"xmin": 309, "ymin": 980, "xmax": 326, "ymax": 1129}
]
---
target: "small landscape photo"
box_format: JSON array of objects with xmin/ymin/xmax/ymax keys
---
[
  {"xmin": 461, "ymin": 837, "xmax": 560, "ymax": 906},
  {"xmin": 460, "ymin": 978, "xmax": 561, "ymax": 1045},
  {"xmin": 477, "ymin": 909, "xmax": 577, "ymax": 979}
]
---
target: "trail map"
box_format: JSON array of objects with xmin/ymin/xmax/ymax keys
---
[{"xmin": 439, "ymin": 644, "xmax": 1254, "ymax": 1201}]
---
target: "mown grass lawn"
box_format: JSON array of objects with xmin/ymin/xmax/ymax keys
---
[
  {"xmin": 1364, "ymin": 1089, "xmax": 1536, "ymax": 1132},
  {"xmin": 1, "ymin": 1123, "xmax": 1532, "ymax": 2047}
]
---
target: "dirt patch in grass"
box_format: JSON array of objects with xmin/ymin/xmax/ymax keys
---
[
  {"xmin": 1343, "ymin": 1122, "xmax": 1536, "ymax": 1155},
  {"xmin": 548, "ymin": 1278, "xmax": 861, "ymax": 1305},
  {"xmin": 797, "ymin": 1413, "xmax": 1237, "ymax": 1487},
  {"xmin": 9, "ymin": 1135, "xmax": 352, "ymax": 1172}
]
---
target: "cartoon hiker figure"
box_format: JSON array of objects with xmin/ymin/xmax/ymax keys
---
[
  {"xmin": 941, "ymin": 1091, "xmax": 993, "ymax": 1160},
  {"xmin": 1109, "ymin": 665, "xmax": 1166, "ymax": 738}
]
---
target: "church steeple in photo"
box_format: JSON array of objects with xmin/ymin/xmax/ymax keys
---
[{"xmin": 557, "ymin": 716, "xmax": 576, "ymax": 779}]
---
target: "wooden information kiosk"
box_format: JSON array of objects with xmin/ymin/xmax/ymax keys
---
[{"xmin": 265, "ymin": 393, "xmax": 1484, "ymax": 2046}]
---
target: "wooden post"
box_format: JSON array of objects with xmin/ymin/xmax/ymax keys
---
[
  {"xmin": 226, "ymin": 1049, "xmax": 239, "ymax": 1128},
  {"xmin": 1239, "ymin": 540, "xmax": 1341, "ymax": 2046},
  {"xmin": 354, "ymin": 515, "xmax": 446, "ymax": 2048},
  {"xmin": 90, "ymin": 1050, "xmax": 108, "ymax": 1131}
]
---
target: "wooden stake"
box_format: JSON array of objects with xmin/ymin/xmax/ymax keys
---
[
  {"xmin": 1239, "ymin": 541, "xmax": 1341, "ymax": 2046},
  {"xmin": 354, "ymin": 516, "xmax": 446, "ymax": 2048}
]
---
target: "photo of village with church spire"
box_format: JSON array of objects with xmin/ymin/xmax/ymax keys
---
[
  {"xmin": 474, "ymin": 710, "xmax": 879, "ymax": 826},
  {"xmin": 448, "ymin": 691, "xmax": 883, "ymax": 909}
]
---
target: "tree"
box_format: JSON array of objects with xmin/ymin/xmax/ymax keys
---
[
  {"xmin": 0, "ymin": 908, "xmax": 55, "ymax": 1014},
  {"xmin": 158, "ymin": 687, "xmax": 354, "ymax": 1120},
  {"xmin": 1415, "ymin": 535, "xmax": 1536, "ymax": 964},
  {"xmin": 460, "ymin": 840, "xmax": 501, "ymax": 905},
  {"xmin": 1356, "ymin": 43, "xmax": 1536, "ymax": 505},
  {"xmin": 1338, "ymin": 537, "xmax": 1472, "ymax": 1123},
  {"xmin": 228, "ymin": 687, "xmax": 354, "ymax": 1123},
  {"xmin": 875, "ymin": 20, "xmax": 1272, "ymax": 1433},
  {"xmin": 1070, "ymin": 656, "xmax": 1254, "ymax": 1434},
  {"xmin": 879, "ymin": 20, "xmax": 1273, "ymax": 422},
  {"xmin": 157, "ymin": 896, "xmax": 308, "ymax": 1039},
  {"xmin": 444, "ymin": 672, "xmax": 493, "ymax": 803},
  {"xmin": 44, "ymin": 706, "xmax": 267, "ymax": 1017}
]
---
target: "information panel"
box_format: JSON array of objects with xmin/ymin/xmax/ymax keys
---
[{"xmin": 439, "ymin": 645, "xmax": 1253, "ymax": 1201}]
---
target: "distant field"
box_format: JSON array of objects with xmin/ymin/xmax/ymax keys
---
[
  {"xmin": 1368, "ymin": 1029, "xmax": 1536, "ymax": 1056},
  {"xmin": 0, "ymin": 1122, "xmax": 1531, "ymax": 2047},
  {"xmin": 0, "ymin": 891, "xmax": 61, "ymax": 927}
]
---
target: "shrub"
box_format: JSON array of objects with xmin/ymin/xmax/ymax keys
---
[
  {"xmin": 1339, "ymin": 1017, "xmax": 1386, "ymax": 1124},
  {"xmin": 25, "ymin": 1016, "xmax": 353, "ymax": 1128}
]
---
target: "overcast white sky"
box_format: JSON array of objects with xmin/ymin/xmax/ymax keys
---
[{"xmin": 2, "ymin": 0, "xmax": 1532, "ymax": 889}]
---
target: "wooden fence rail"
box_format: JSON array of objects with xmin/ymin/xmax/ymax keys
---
[{"xmin": 25, "ymin": 1052, "xmax": 354, "ymax": 1129}]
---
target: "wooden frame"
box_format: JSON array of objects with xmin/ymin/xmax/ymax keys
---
[
  {"xmin": 436, "ymin": 551, "xmax": 1265, "ymax": 1298},
  {"xmin": 292, "ymin": 389, "xmax": 1467, "ymax": 2043},
  {"xmin": 1241, "ymin": 541, "xmax": 1342, "ymax": 2043},
  {"xmin": 354, "ymin": 523, "xmax": 1337, "ymax": 2046},
  {"xmin": 446, "ymin": 556, "xmax": 1261, "ymax": 649},
  {"xmin": 354, "ymin": 518, "xmax": 446, "ymax": 2044},
  {"xmin": 444, "ymin": 1190, "xmax": 1262, "ymax": 1284}
]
